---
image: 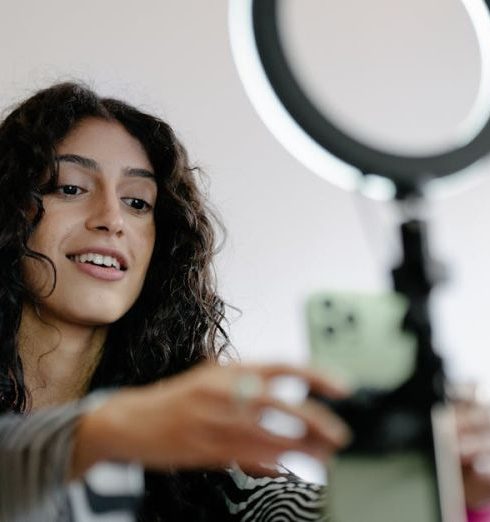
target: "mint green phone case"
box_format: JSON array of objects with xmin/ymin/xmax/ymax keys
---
[
  {"xmin": 306, "ymin": 291, "xmax": 417, "ymax": 390},
  {"xmin": 306, "ymin": 291, "xmax": 441, "ymax": 522}
]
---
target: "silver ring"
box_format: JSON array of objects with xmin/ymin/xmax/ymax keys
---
[{"xmin": 233, "ymin": 372, "xmax": 264, "ymax": 407}]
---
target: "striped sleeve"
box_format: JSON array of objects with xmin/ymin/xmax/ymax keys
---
[
  {"xmin": 222, "ymin": 466, "xmax": 328, "ymax": 521},
  {"xmin": 68, "ymin": 461, "xmax": 143, "ymax": 522},
  {"xmin": 0, "ymin": 393, "xmax": 143, "ymax": 522}
]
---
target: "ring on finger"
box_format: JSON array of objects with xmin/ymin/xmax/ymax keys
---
[{"xmin": 233, "ymin": 372, "xmax": 265, "ymax": 408}]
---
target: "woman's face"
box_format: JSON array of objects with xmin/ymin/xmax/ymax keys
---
[{"xmin": 24, "ymin": 117, "xmax": 157, "ymax": 326}]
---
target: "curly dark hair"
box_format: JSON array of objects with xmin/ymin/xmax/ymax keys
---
[{"xmin": 0, "ymin": 82, "xmax": 234, "ymax": 520}]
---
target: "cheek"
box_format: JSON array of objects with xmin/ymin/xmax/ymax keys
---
[
  {"xmin": 24, "ymin": 212, "xmax": 73, "ymax": 289},
  {"xmin": 21, "ymin": 244, "xmax": 55, "ymax": 297},
  {"xmin": 27, "ymin": 216, "xmax": 65, "ymax": 256},
  {"xmin": 136, "ymin": 222, "xmax": 156, "ymax": 268},
  {"xmin": 27, "ymin": 228, "xmax": 49, "ymax": 255}
]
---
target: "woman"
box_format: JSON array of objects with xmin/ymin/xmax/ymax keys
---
[{"xmin": 0, "ymin": 82, "xmax": 351, "ymax": 521}]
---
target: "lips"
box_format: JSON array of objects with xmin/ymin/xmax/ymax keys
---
[
  {"xmin": 68, "ymin": 258, "xmax": 126, "ymax": 281},
  {"xmin": 65, "ymin": 247, "xmax": 128, "ymax": 271}
]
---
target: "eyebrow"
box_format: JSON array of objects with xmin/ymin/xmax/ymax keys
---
[{"xmin": 55, "ymin": 154, "xmax": 156, "ymax": 180}]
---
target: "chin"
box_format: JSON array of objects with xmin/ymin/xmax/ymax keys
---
[
  {"xmin": 36, "ymin": 285, "xmax": 140, "ymax": 327},
  {"xmin": 76, "ymin": 312, "xmax": 126, "ymax": 326},
  {"xmin": 47, "ymin": 298, "xmax": 132, "ymax": 327},
  {"xmin": 72, "ymin": 304, "xmax": 130, "ymax": 326}
]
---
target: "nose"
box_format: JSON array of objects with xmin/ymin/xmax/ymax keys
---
[{"xmin": 85, "ymin": 189, "xmax": 124, "ymax": 236}]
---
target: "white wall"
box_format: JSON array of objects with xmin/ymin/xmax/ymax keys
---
[{"xmin": 2, "ymin": 0, "xmax": 490, "ymax": 477}]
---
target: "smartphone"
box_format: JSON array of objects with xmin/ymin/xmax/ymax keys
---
[
  {"xmin": 306, "ymin": 291, "xmax": 465, "ymax": 522},
  {"xmin": 306, "ymin": 291, "xmax": 417, "ymax": 391}
]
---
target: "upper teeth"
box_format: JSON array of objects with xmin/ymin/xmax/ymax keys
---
[{"xmin": 72, "ymin": 253, "xmax": 121, "ymax": 270}]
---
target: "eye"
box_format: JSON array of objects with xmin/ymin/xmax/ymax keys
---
[
  {"xmin": 56, "ymin": 185, "xmax": 85, "ymax": 196},
  {"xmin": 122, "ymin": 198, "xmax": 152, "ymax": 213}
]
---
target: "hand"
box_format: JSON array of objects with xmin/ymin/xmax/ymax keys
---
[
  {"xmin": 455, "ymin": 398, "xmax": 490, "ymax": 509},
  {"xmin": 71, "ymin": 362, "xmax": 352, "ymax": 478}
]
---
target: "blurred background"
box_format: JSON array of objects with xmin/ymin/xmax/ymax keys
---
[{"xmin": 2, "ymin": 0, "xmax": 490, "ymax": 479}]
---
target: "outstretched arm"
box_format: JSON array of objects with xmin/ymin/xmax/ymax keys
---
[
  {"xmin": 72, "ymin": 363, "xmax": 350, "ymax": 478},
  {"xmin": 0, "ymin": 362, "xmax": 349, "ymax": 520}
]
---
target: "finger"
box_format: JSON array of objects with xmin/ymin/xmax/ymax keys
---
[
  {"xmin": 244, "ymin": 363, "xmax": 352, "ymax": 399},
  {"xmin": 237, "ymin": 432, "xmax": 339, "ymax": 469},
  {"xmin": 257, "ymin": 395, "xmax": 352, "ymax": 447},
  {"xmin": 234, "ymin": 460, "xmax": 283, "ymax": 478},
  {"xmin": 209, "ymin": 410, "xmax": 341, "ymax": 470},
  {"xmin": 224, "ymin": 402, "xmax": 341, "ymax": 457},
  {"xmin": 447, "ymin": 382, "xmax": 478, "ymax": 404},
  {"xmin": 228, "ymin": 396, "xmax": 351, "ymax": 457},
  {"xmin": 462, "ymin": 466, "xmax": 490, "ymax": 510},
  {"xmin": 472, "ymin": 457, "xmax": 490, "ymax": 480},
  {"xmin": 229, "ymin": 459, "xmax": 285, "ymax": 478},
  {"xmin": 212, "ymin": 365, "xmax": 351, "ymax": 446},
  {"xmin": 238, "ymin": 421, "xmax": 340, "ymax": 467},
  {"xmin": 456, "ymin": 404, "xmax": 490, "ymax": 434},
  {"xmin": 235, "ymin": 438, "xmax": 333, "ymax": 477},
  {"xmin": 459, "ymin": 434, "xmax": 490, "ymax": 465}
]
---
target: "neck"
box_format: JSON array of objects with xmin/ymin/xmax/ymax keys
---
[{"xmin": 18, "ymin": 302, "xmax": 107, "ymax": 410}]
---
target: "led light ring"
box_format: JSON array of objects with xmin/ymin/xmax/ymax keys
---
[{"xmin": 229, "ymin": 0, "xmax": 490, "ymax": 199}]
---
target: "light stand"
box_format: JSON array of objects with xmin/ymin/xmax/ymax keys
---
[{"xmin": 229, "ymin": 1, "xmax": 490, "ymax": 519}]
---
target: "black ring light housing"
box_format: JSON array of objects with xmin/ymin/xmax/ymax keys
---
[{"xmin": 251, "ymin": 0, "xmax": 490, "ymax": 198}]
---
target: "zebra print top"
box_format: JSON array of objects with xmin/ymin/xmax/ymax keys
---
[
  {"xmin": 0, "ymin": 393, "xmax": 327, "ymax": 521},
  {"xmin": 223, "ymin": 466, "xmax": 327, "ymax": 521}
]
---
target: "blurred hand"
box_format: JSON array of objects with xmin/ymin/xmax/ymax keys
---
[
  {"xmin": 455, "ymin": 397, "xmax": 490, "ymax": 509},
  {"xmin": 71, "ymin": 362, "xmax": 352, "ymax": 479}
]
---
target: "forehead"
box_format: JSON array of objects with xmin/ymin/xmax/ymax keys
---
[{"xmin": 56, "ymin": 117, "xmax": 153, "ymax": 172}]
